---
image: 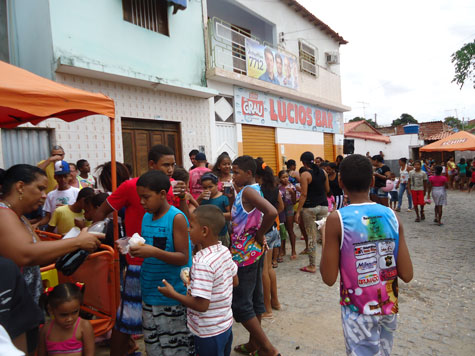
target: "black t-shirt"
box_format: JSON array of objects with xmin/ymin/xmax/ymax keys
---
[
  {"xmin": 304, "ymin": 167, "xmax": 328, "ymax": 208},
  {"xmin": 375, "ymin": 165, "xmax": 391, "ymax": 188},
  {"xmin": 329, "ymin": 172, "xmax": 343, "ymax": 196},
  {"xmin": 262, "ymin": 186, "xmax": 279, "ymax": 233},
  {"xmin": 0, "ymin": 257, "xmax": 44, "ymax": 339}
]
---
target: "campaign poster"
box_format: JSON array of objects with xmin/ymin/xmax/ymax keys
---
[
  {"xmin": 234, "ymin": 87, "xmax": 343, "ymax": 134},
  {"xmin": 245, "ymin": 38, "xmax": 299, "ymax": 90}
]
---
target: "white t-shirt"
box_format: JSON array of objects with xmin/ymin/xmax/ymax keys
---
[
  {"xmin": 187, "ymin": 243, "xmax": 237, "ymax": 338},
  {"xmin": 43, "ymin": 187, "xmax": 80, "ymax": 213},
  {"xmin": 391, "ymin": 178, "xmax": 399, "ymax": 192}
]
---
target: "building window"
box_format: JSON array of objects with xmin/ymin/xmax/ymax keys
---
[
  {"xmin": 122, "ymin": 0, "xmax": 169, "ymax": 36},
  {"xmin": 298, "ymin": 40, "xmax": 318, "ymax": 77}
]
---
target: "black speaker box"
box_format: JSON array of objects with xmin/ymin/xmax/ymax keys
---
[{"xmin": 343, "ymin": 139, "xmax": 354, "ymax": 154}]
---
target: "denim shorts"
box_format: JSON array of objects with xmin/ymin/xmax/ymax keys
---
[
  {"xmin": 265, "ymin": 228, "xmax": 281, "ymax": 249},
  {"xmin": 232, "ymin": 257, "xmax": 265, "ymax": 323},
  {"xmin": 194, "ymin": 326, "xmax": 233, "ymax": 356}
]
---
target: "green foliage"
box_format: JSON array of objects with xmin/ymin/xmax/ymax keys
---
[
  {"xmin": 391, "ymin": 113, "xmax": 418, "ymax": 127},
  {"xmin": 349, "ymin": 117, "xmax": 377, "ymax": 128},
  {"xmin": 451, "ymin": 40, "xmax": 475, "ymax": 89},
  {"xmin": 444, "ymin": 116, "xmax": 462, "ymax": 129}
]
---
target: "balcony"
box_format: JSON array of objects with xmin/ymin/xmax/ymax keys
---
[{"xmin": 206, "ymin": 17, "xmax": 349, "ymax": 112}]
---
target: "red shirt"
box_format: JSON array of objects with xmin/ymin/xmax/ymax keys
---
[
  {"xmin": 107, "ymin": 177, "xmax": 179, "ymax": 265},
  {"xmin": 189, "ymin": 166, "xmax": 211, "ymax": 199},
  {"xmin": 429, "ymin": 175, "xmax": 447, "ymax": 187}
]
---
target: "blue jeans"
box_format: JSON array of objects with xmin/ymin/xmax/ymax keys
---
[
  {"xmin": 194, "ymin": 327, "xmax": 233, "ymax": 356},
  {"xmin": 397, "ymin": 183, "xmax": 413, "ymax": 209}
]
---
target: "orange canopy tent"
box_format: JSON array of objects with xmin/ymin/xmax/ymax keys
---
[
  {"xmin": 420, "ymin": 130, "xmax": 475, "ymax": 152},
  {"xmin": 0, "ymin": 60, "xmax": 119, "ymax": 336}
]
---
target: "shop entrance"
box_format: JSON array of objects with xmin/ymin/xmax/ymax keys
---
[
  {"xmin": 242, "ymin": 124, "xmax": 277, "ymax": 173},
  {"xmin": 323, "ymin": 133, "xmax": 335, "ymax": 161},
  {"xmin": 122, "ymin": 118, "xmax": 182, "ymax": 177}
]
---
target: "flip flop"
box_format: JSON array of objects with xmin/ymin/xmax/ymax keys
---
[
  {"xmin": 234, "ymin": 344, "xmax": 254, "ymax": 355},
  {"xmin": 415, "ymin": 218, "xmax": 420, "ymax": 222},
  {"xmin": 290, "ymin": 255, "xmax": 297, "ymax": 260},
  {"xmin": 277, "ymin": 257, "xmax": 284, "ymax": 263},
  {"xmin": 272, "ymin": 262, "xmax": 278, "ymax": 268},
  {"xmin": 299, "ymin": 266, "xmax": 316, "ymax": 273},
  {"xmin": 299, "ymin": 249, "xmax": 309, "ymax": 255}
]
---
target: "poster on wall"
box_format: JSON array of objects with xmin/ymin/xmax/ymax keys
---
[
  {"xmin": 234, "ymin": 87, "xmax": 343, "ymax": 134},
  {"xmin": 245, "ymin": 38, "xmax": 299, "ymax": 90}
]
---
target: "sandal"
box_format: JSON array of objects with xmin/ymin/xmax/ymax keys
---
[
  {"xmin": 234, "ymin": 344, "xmax": 255, "ymax": 355},
  {"xmin": 299, "ymin": 266, "xmax": 316, "ymax": 273},
  {"xmin": 421, "ymin": 212, "xmax": 425, "ymax": 220},
  {"xmin": 299, "ymin": 249, "xmax": 309, "ymax": 255},
  {"xmin": 272, "ymin": 262, "xmax": 278, "ymax": 268},
  {"xmin": 277, "ymin": 257, "xmax": 284, "ymax": 263},
  {"xmin": 415, "ymin": 218, "xmax": 420, "ymax": 222}
]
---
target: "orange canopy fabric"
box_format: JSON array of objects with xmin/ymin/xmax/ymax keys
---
[
  {"xmin": 420, "ymin": 130, "xmax": 475, "ymax": 152},
  {"xmin": 0, "ymin": 60, "xmax": 115, "ymax": 128}
]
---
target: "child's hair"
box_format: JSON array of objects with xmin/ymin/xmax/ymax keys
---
[
  {"xmin": 434, "ymin": 165, "xmax": 443, "ymax": 175},
  {"xmin": 96, "ymin": 161, "xmax": 130, "ymax": 192},
  {"xmin": 399, "ymin": 157, "xmax": 407, "ymax": 163},
  {"xmin": 77, "ymin": 187, "xmax": 95, "ymax": 201},
  {"xmin": 459, "ymin": 158, "xmax": 466, "ymax": 164},
  {"xmin": 390, "ymin": 172, "xmax": 396, "ymax": 178},
  {"xmin": 69, "ymin": 163, "xmax": 77, "ymax": 170},
  {"xmin": 232, "ymin": 155, "xmax": 257, "ymax": 176},
  {"xmin": 328, "ymin": 162, "xmax": 337, "ymax": 170},
  {"xmin": 137, "ymin": 170, "xmax": 170, "ymax": 193},
  {"xmin": 372, "ymin": 155, "xmax": 384, "ymax": 163},
  {"xmin": 212, "ymin": 152, "xmax": 231, "ymax": 176},
  {"xmin": 76, "ymin": 159, "xmax": 88, "ymax": 170},
  {"xmin": 172, "ymin": 167, "xmax": 189, "ymax": 183},
  {"xmin": 278, "ymin": 170, "xmax": 288, "ymax": 178},
  {"xmin": 189, "ymin": 149, "xmax": 199, "ymax": 158},
  {"xmin": 255, "ymin": 158, "xmax": 275, "ymax": 191},
  {"xmin": 285, "ymin": 159, "xmax": 296, "ymax": 170},
  {"xmin": 193, "ymin": 205, "xmax": 225, "ymax": 237},
  {"xmin": 339, "ymin": 154, "xmax": 373, "ymax": 193},
  {"xmin": 414, "ymin": 160, "xmax": 421, "ymax": 166},
  {"xmin": 201, "ymin": 172, "xmax": 218, "ymax": 185},
  {"xmin": 148, "ymin": 145, "xmax": 175, "ymax": 163},
  {"xmin": 85, "ymin": 192, "xmax": 109, "ymax": 208},
  {"xmin": 40, "ymin": 282, "xmax": 85, "ymax": 314}
]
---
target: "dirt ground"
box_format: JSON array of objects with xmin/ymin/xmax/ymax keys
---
[{"xmin": 98, "ymin": 189, "xmax": 475, "ymax": 355}]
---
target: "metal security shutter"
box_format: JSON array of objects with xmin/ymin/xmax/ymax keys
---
[
  {"xmin": 323, "ymin": 133, "xmax": 335, "ymax": 161},
  {"xmin": 242, "ymin": 125, "xmax": 277, "ymax": 173},
  {"xmin": 1, "ymin": 128, "xmax": 51, "ymax": 169}
]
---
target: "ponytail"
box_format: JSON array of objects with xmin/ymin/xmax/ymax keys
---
[
  {"xmin": 255, "ymin": 158, "xmax": 276, "ymax": 191},
  {"xmin": 39, "ymin": 282, "xmax": 85, "ymax": 315}
]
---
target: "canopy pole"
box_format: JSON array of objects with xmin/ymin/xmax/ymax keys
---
[{"xmin": 110, "ymin": 116, "xmax": 120, "ymax": 308}]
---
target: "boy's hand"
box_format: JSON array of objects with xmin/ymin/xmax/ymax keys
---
[
  {"xmin": 129, "ymin": 244, "xmax": 156, "ymax": 258},
  {"xmin": 173, "ymin": 181, "xmax": 187, "ymax": 199},
  {"xmin": 255, "ymin": 231, "xmax": 265, "ymax": 246},
  {"xmin": 157, "ymin": 279, "xmax": 177, "ymax": 298}
]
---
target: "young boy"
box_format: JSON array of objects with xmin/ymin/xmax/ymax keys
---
[
  {"xmin": 158, "ymin": 205, "xmax": 238, "ymax": 356},
  {"xmin": 129, "ymin": 170, "xmax": 194, "ymax": 356},
  {"xmin": 408, "ymin": 160, "xmax": 428, "ymax": 222},
  {"xmin": 46, "ymin": 187, "xmax": 94, "ymax": 235},
  {"xmin": 36, "ymin": 160, "xmax": 80, "ymax": 227},
  {"xmin": 189, "ymin": 152, "xmax": 211, "ymax": 199},
  {"xmin": 229, "ymin": 155, "xmax": 280, "ymax": 356},
  {"xmin": 320, "ymin": 154, "xmax": 413, "ymax": 355},
  {"xmin": 389, "ymin": 172, "xmax": 399, "ymax": 210},
  {"xmin": 76, "ymin": 159, "xmax": 95, "ymax": 188}
]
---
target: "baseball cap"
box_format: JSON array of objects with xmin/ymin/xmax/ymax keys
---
[
  {"xmin": 54, "ymin": 160, "xmax": 71, "ymax": 175},
  {"xmin": 195, "ymin": 152, "xmax": 207, "ymax": 161}
]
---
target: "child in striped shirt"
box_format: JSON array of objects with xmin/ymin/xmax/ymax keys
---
[{"xmin": 159, "ymin": 205, "xmax": 238, "ymax": 356}]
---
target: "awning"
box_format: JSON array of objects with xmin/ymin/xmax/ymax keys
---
[
  {"xmin": 169, "ymin": 0, "xmax": 187, "ymax": 14},
  {"xmin": 420, "ymin": 130, "xmax": 475, "ymax": 152},
  {"xmin": 0, "ymin": 60, "xmax": 115, "ymax": 128}
]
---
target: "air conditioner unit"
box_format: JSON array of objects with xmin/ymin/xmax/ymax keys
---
[{"xmin": 326, "ymin": 53, "xmax": 339, "ymax": 64}]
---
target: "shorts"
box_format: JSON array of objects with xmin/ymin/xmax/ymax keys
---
[
  {"xmin": 142, "ymin": 303, "xmax": 194, "ymax": 356},
  {"xmin": 470, "ymin": 181, "xmax": 475, "ymax": 188},
  {"xmin": 411, "ymin": 190, "xmax": 425, "ymax": 206},
  {"xmin": 114, "ymin": 265, "xmax": 143, "ymax": 334},
  {"xmin": 265, "ymin": 228, "xmax": 281, "ymax": 249},
  {"xmin": 194, "ymin": 326, "xmax": 233, "ymax": 356},
  {"xmin": 370, "ymin": 187, "xmax": 388, "ymax": 198},
  {"xmin": 232, "ymin": 257, "xmax": 265, "ymax": 323},
  {"xmin": 389, "ymin": 191, "xmax": 398, "ymax": 202},
  {"xmin": 218, "ymin": 231, "xmax": 230, "ymax": 248},
  {"xmin": 284, "ymin": 204, "xmax": 294, "ymax": 217},
  {"xmin": 341, "ymin": 306, "xmax": 397, "ymax": 356}
]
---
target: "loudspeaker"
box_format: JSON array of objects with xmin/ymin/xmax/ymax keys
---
[{"xmin": 343, "ymin": 139, "xmax": 354, "ymax": 154}]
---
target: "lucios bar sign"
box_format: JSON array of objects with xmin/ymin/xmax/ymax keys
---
[{"xmin": 234, "ymin": 87, "xmax": 342, "ymax": 134}]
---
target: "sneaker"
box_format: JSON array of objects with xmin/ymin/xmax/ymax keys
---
[{"xmin": 407, "ymin": 208, "xmax": 413, "ymax": 212}]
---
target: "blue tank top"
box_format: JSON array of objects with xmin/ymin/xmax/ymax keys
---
[
  {"xmin": 140, "ymin": 206, "xmax": 192, "ymax": 305},
  {"xmin": 338, "ymin": 203, "xmax": 399, "ymax": 315}
]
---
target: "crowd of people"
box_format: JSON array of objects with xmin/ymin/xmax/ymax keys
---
[{"xmin": 0, "ymin": 143, "xmax": 472, "ymax": 356}]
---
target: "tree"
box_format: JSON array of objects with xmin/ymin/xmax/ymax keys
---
[
  {"xmin": 444, "ymin": 116, "xmax": 462, "ymax": 129},
  {"xmin": 391, "ymin": 113, "xmax": 417, "ymax": 127},
  {"xmin": 451, "ymin": 40, "xmax": 475, "ymax": 89},
  {"xmin": 349, "ymin": 117, "xmax": 378, "ymax": 128}
]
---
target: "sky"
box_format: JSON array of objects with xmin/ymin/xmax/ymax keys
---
[{"xmin": 298, "ymin": 0, "xmax": 475, "ymax": 126}]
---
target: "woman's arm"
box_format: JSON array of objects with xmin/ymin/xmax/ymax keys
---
[
  {"xmin": 295, "ymin": 171, "xmax": 311, "ymax": 223},
  {"xmin": 276, "ymin": 193, "xmax": 284, "ymax": 214}
]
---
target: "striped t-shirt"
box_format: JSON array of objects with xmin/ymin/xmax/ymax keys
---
[{"xmin": 187, "ymin": 243, "xmax": 237, "ymax": 338}]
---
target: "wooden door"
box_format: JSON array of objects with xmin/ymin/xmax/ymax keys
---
[{"xmin": 323, "ymin": 133, "xmax": 335, "ymax": 162}]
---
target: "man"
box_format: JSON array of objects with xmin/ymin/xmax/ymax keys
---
[
  {"xmin": 189, "ymin": 152, "xmax": 211, "ymax": 199},
  {"xmin": 93, "ymin": 144, "xmax": 189, "ymax": 356},
  {"xmin": 37, "ymin": 145, "xmax": 65, "ymax": 193},
  {"xmin": 275, "ymin": 54, "xmax": 284, "ymax": 84},
  {"xmin": 283, "ymin": 56, "xmax": 294, "ymax": 88},
  {"xmin": 189, "ymin": 149, "xmax": 199, "ymax": 171},
  {"xmin": 259, "ymin": 47, "xmax": 280, "ymax": 85}
]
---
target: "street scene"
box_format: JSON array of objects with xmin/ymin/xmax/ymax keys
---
[{"xmin": 0, "ymin": 0, "xmax": 474, "ymax": 355}]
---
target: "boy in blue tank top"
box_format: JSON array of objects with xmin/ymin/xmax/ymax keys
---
[
  {"xmin": 320, "ymin": 154, "xmax": 413, "ymax": 356},
  {"xmin": 129, "ymin": 170, "xmax": 194, "ymax": 356}
]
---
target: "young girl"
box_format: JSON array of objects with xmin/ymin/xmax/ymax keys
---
[
  {"xmin": 457, "ymin": 158, "xmax": 468, "ymax": 191},
  {"xmin": 38, "ymin": 283, "xmax": 94, "ymax": 356},
  {"xmin": 212, "ymin": 152, "xmax": 233, "ymax": 191},
  {"xmin": 198, "ymin": 172, "xmax": 231, "ymax": 247},
  {"xmin": 428, "ymin": 165, "xmax": 448, "ymax": 226},
  {"xmin": 278, "ymin": 170, "xmax": 297, "ymax": 259}
]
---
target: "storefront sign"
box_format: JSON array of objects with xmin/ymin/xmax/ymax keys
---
[
  {"xmin": 245, "ymin": 38, "xmax": 299, "ymax": 90},
  {"xmin": 234, "ymin": 87, "xmax": 342, "ymax": 134}
]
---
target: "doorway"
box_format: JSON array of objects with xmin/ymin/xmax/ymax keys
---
[{"xmin": 121, "ymin": 118, "xmax": 182, "ymax": 177}]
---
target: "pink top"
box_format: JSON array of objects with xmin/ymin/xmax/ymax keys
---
[
  {"xmin": 189, "ymin": 166, "xmax": 211, "ymax": 199},
  {"xmin": 46, "ymin": 317, "xmax": 83, "ymax": 354},
  {"xmin": 429, "ymin": 175, "xmax": 447, "ymax": 187}
]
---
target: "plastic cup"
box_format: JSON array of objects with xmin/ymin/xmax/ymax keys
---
[
  {"xmin": 203, "ymin": 190, "xmax": 211, "ymax": 200},
  {"xmin": 223, "ymin": 181, "xmax": 232, "ymax": 195}
]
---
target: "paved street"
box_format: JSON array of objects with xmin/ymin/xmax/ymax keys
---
[{"xmin": 231, "ymin": 189, "xmax": 475, "ymax": 356}]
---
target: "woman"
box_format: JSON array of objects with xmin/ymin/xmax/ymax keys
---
[
  {"xmin": 95, "ymin": 161, "xmax": 130, "ymax": 193},
  {"xmin": 296, "ymin": 152, "xmax": 329, "ymax": 273},
  {"xmin": 396, "ymin": 157, "xmax": 413, "ymax": 212},
  {"xmin": 324, "ymin": 162, "xmax": 344, "ymax": 209},
  {"xmin": 447, "ymin": 157, "xmax": 457, "ymax": 189},
  {"xmin": 68, "ymin": 163, "xmax": 82, "ymax": 189},
  {"xmin": 457, "ymin": 158, "xmax": 468, "ymax": 191},
  {"xmin": 0, "ymin": 165, "xmax": 101, "ymax": 354},
  {"xmin": 428, "ymin": 166, "xmax": 448, "ymax": 226},
  {"xmin": 255, "ymin": 159, "xmax": 283, "ymax": 317}
]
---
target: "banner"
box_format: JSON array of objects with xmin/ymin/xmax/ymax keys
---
[
  {"xmin": 245, "ymin": 38, "xmax": 299, "ymax": 90},
  {"xmin": 234, "ymin": 87, "xmax": 343, "ymax": 134}
]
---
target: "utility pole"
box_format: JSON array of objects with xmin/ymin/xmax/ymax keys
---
[
  {"xmin": 357, "ymin": 101, "xmax": 369, "ymax": 119},
  {"xmin": 374, "ymin": 113, "xmax": 377, "ymax": 126}
]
